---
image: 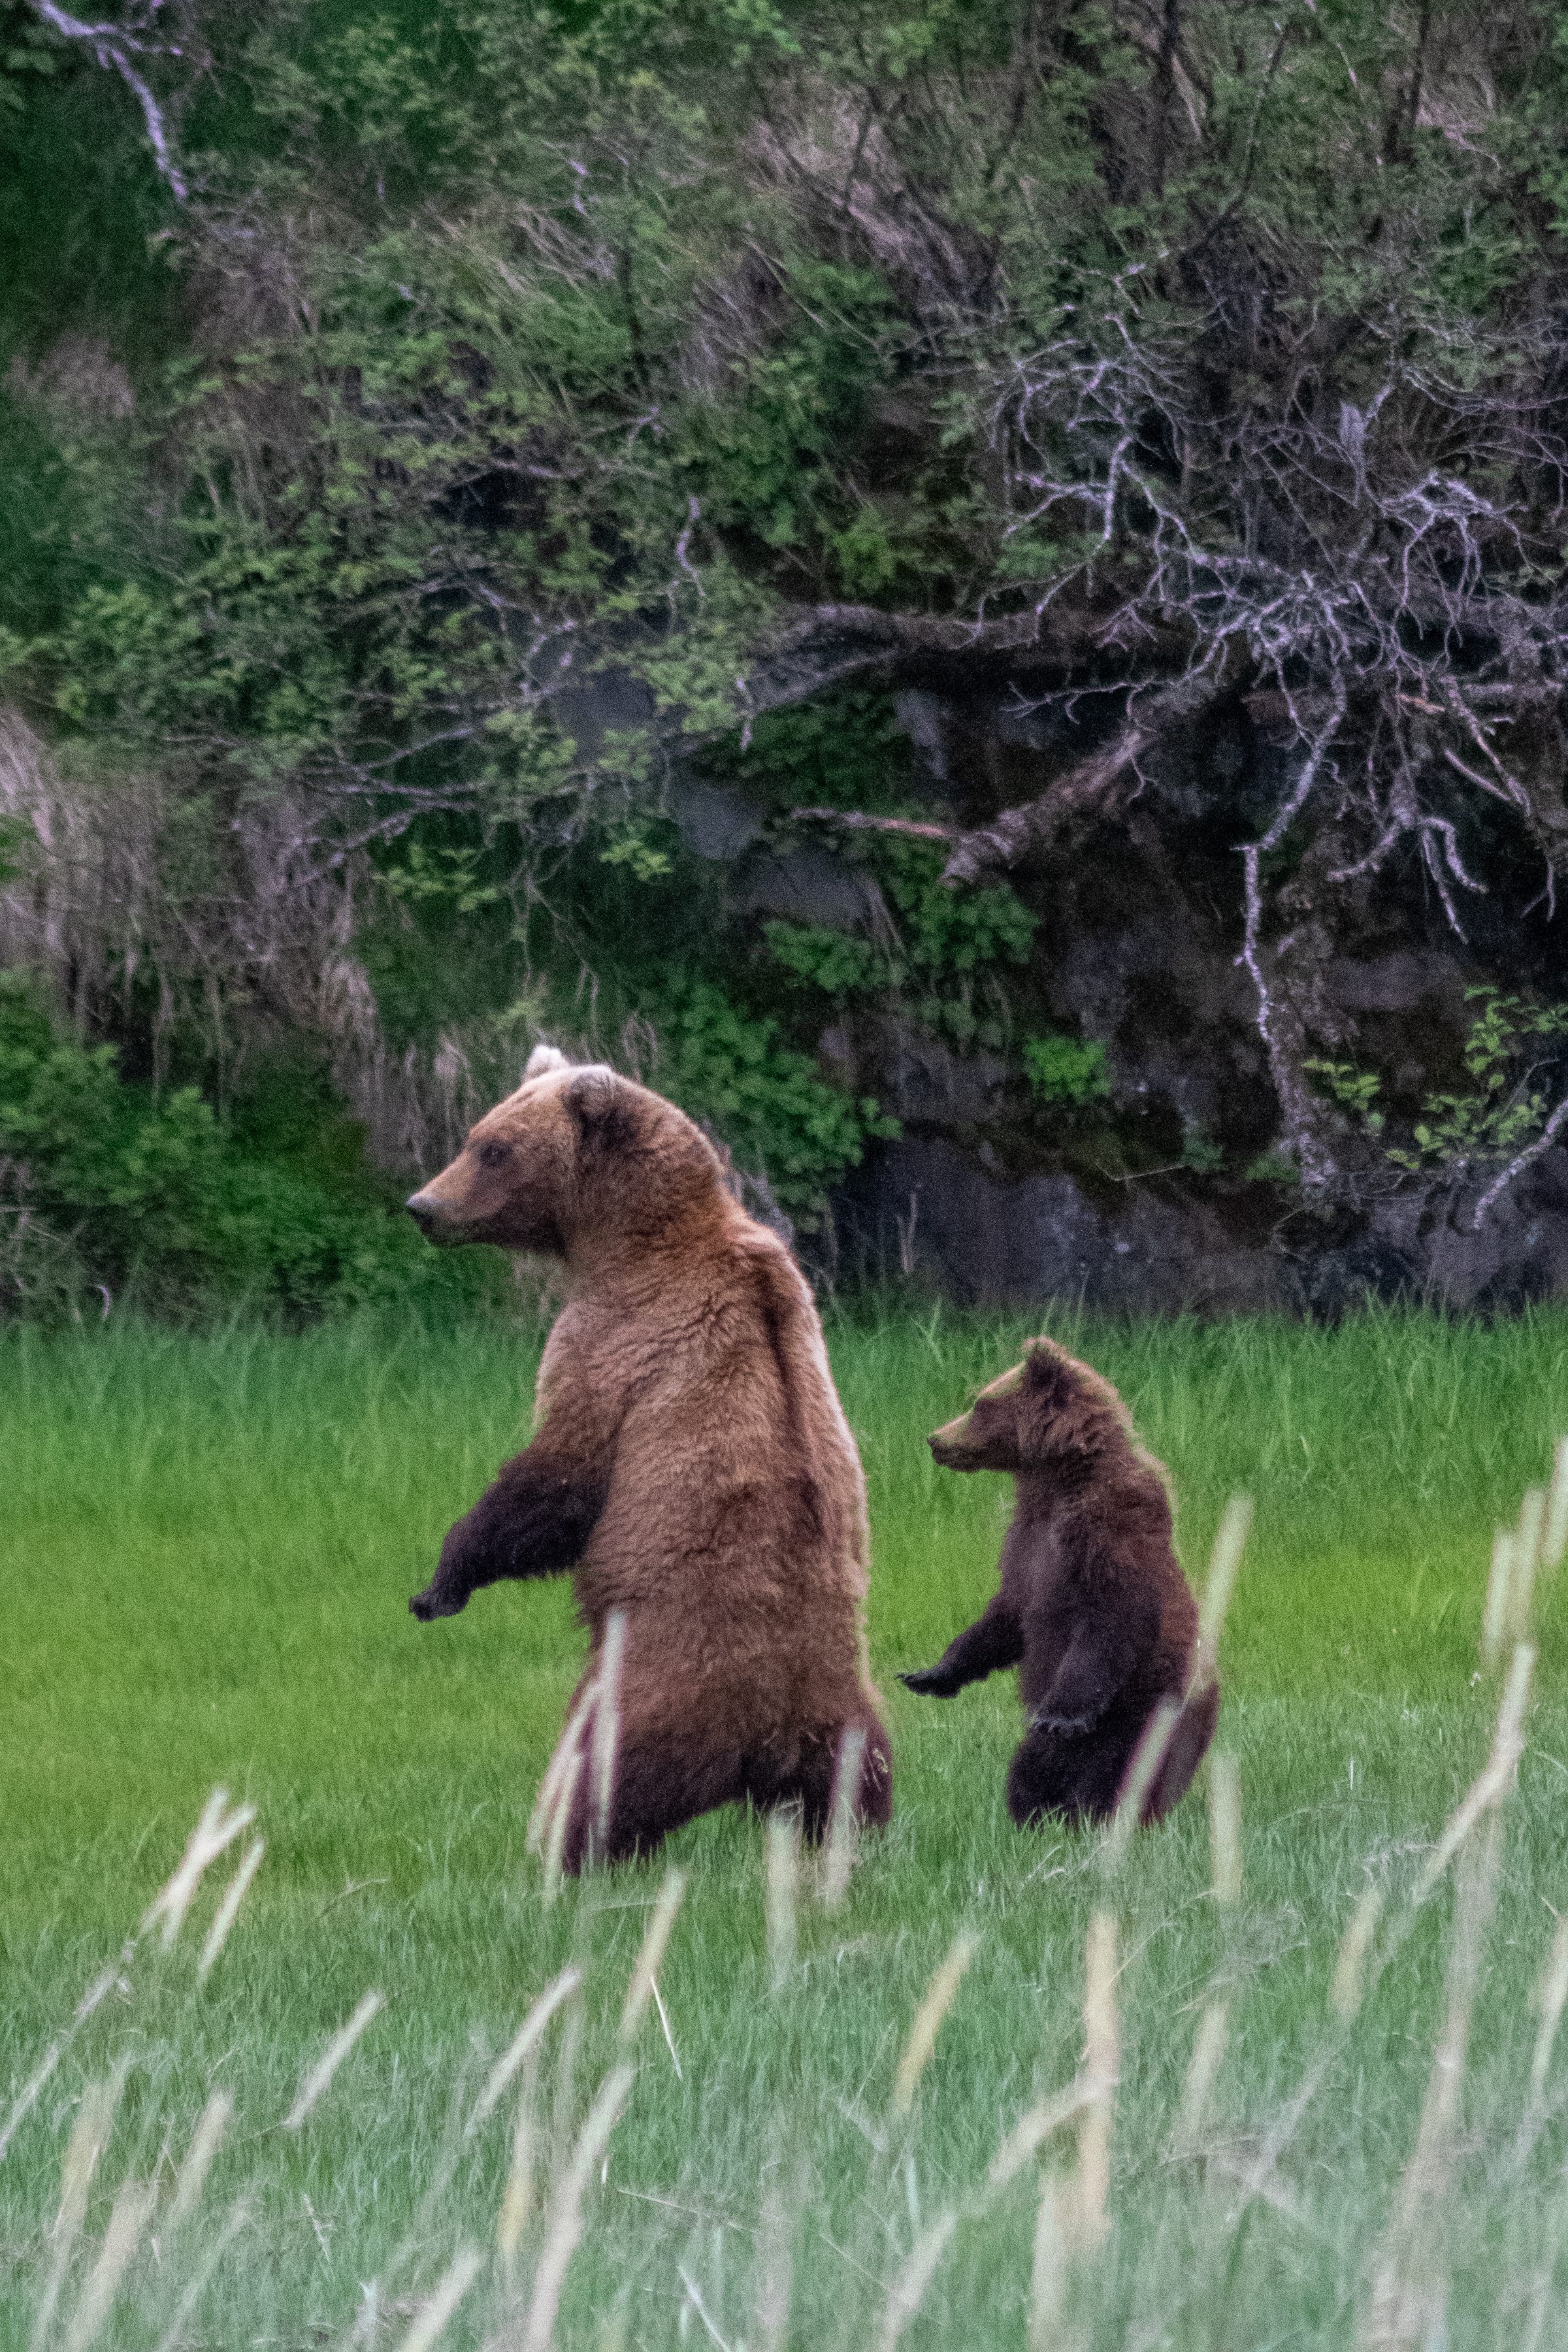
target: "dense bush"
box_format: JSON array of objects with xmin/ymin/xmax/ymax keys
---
[
  {"xmin": 0, "ymin": 973, "xmax": 498, "ymax": 1320},
  {"xmin": 6, "ymin": 0, "xmax": 1568, "ymax": 1294}
]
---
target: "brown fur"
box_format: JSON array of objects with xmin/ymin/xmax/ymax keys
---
[
  {"xmin": 900, "ymin": 1337, "xmax": 1215, "ymax": 1829},
  {"xmin": 406, "ymin": 1045, "xmax": 891, "ymax": 1867}
]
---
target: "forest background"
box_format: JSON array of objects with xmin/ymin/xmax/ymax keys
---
[{"xmin": 7, "ymin": 0, "xmax": 1568, "ymax": 1315}]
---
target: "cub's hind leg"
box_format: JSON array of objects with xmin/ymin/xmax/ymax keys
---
[{"xmin": 1005, "ymin": 1719, "xmax": 1139, "ymax": 1829}]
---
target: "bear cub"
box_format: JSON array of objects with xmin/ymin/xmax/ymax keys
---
[{"xmin": 901, "ymin": 1337, "xmax": 1216, "ymax": 1829}]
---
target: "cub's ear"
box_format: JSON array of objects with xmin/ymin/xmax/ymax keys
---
[
  {"xmin": 567, "ymin": 1067, "xmax": 641, "ymax": 1157},
  {"xmin": 524, "ymin": 1042, "xmax": 570, "ymax": 1080},
  {"xmin": 1019, "ymin": 1341, "xmax": 1098, "ymax": 1459}
]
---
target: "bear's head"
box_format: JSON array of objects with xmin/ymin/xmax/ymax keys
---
[
  {"xmin": 927, "ymin": 1336, "xmax": 1134, "ymax": 1474},
  {"xmin": 406, "ymin": 1043, "xmax": 725, "ymax": 1259}
]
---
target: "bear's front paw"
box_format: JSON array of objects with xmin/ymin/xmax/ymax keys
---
[
  {"xmin": 410, "ymin": 1582, "xmax": 466, "ymax": 1621},
  {"xmin": 900, "ymin": 1666, "xmax": 962, "ymax": 1698}
]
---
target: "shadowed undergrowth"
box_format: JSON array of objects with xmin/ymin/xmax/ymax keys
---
[{"xmin": 6, "ymin": 1303, "xmax": 1568, "ymax": 2348}]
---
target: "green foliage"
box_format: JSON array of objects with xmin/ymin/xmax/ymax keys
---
[
  {"xmin": 1304, "ymin": 1060, "xmax": 1387, "ymax": 1135},
  {"xmin": 1390, "ymin": 989, "xmax": 1568, "ymax": 1173},
  {"xmin": 765, "ymin": 841, "xmax": 1037, "ymax": 1052},
  {"xmin": 1309, "ymin": 990, "xmax": 1568, "ymax": 1177},
  {"xmin": 1242, "ymin": 1150, "xmax": 1301, "ymax": 1186},
  {"xmin": 6, "ymin": 0, "xmax": 1565, "ymax": 1239},
  {"xmin": 380, "ymin": 843, "xmax": 504, "ymax": 913},
  {"xmin": 645, "ymin": 973, "xmax": 896, "ymax": 1214},
  {"xmin": 1177, "ymin": 1120, "xmax": 1225, "ymax": 1175},
  {"xmin": 727, "ymin": 695, "xmax": 1038, "ymax": 1054},
  {"xmin": 0, "ymin": 972, "xmax": 493, "ymax": 1319},
  {"xmin": 1022, "ymin": 1032, "xmax": 1110, "ymax": 1106}
]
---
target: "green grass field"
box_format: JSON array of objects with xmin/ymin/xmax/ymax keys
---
[{"xmin": 7, "ymin": 1303, "xmax": 1568, "ymax": 2351}]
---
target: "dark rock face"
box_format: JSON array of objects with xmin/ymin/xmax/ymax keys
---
[
  {"xmin": 837, "ymin": 1136, "xmax": 1568, "ymax": 1315},
  {"xmin": 679, "ymin": 659, "xmax": 1568, "ymax": 1313}
]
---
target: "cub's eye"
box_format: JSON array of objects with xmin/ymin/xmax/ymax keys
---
[{"xmin": 477, "ymin": 1140, "xmax": 512, "ymax": 1169}]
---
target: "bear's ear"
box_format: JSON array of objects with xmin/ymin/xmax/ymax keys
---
[
  {"xmin": 1018, "ymin": 1339, "xmax": 1109, "ymax": 1461},
  {"xmin": 524, "ymin": 1043, "xmax": 570, "ymax": 1081},
  {"xmin": 566, "ymin": 1067, "xmax": 642, "ymax": 1159}
]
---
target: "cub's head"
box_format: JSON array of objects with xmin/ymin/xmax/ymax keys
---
[
  {"xmin": 927, "ymin": 1336, "xmax": 1134, "ymax": 1474},
  {"xmin": 406, "ymin": 1043, "xmax": 723, "ymax": 1259}
]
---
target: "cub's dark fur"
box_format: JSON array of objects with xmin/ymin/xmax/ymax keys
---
[{"xmin": 901, "ymin": 1337, "xmax": 1216, "ymax": 1829}]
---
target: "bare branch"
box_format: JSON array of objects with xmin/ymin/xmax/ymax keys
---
[
  {"xmin": 790, "ymin": 808, "xmax": 955, "ymax": 844},
  {"xmin": 1471, "ymin": 1096, "xmax": 1568, "ymax": 1231},
  {"xmin": 939, "ymin": 667, "xmax": 1232, "ymax": 885},
  {"xmin": 27, "ymin": 0, "xmax": 188, "ymax": 199}
]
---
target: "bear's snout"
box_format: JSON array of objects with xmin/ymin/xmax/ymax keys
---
[{"xmin": 406, "ymin": 1188, "xmax": 462, "ymax": 1241}]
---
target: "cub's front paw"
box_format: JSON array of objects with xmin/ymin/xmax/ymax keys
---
[
  {"xmin": 900, "ymin": 1665, "xmax": 961, "ymax": 1698},
  {"xmin": 410, "ymin": 1582, "xmax": 466, "ymax": 1622}
]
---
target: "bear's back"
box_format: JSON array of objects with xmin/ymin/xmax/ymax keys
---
[{"xmin": 543, "ymin": 1213, "xmax": 870, "ymax": 1688}]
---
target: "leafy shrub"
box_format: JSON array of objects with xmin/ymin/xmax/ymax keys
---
[
  {"xmin": 646, "ymin": 975, "xmax": 896, "ymax": 1218},
  {"xmin": 1022, "ymin": 1034, "xmax": 1110, "ymax": 1105},
  {"xmin": 0, "ymin": 971, "xmax": 498, "ymax": 1319},
  {"xmin": 1306, "ymin": 988, "xmax": 1568, "ymax": 1177}
]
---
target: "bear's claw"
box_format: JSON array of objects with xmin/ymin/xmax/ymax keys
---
[
  {"xmin": 900, "ymin": 1667, "xmax": 960, "ymax": 1698},
  {"xmin": 410, "ymin": 1586, "xmax": 465, "ymax": 1621}
]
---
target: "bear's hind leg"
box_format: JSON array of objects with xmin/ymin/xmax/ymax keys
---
[
  {"xmin": 561, "ymin": 1741, "xmax": 745, "ymax": 1871},
  {"xmin": 750, "ymin": 1708, "xmax": 894, "ymax": 1843},
  {"xmin": 1006, "ymin": 1722, "xmax": 1134, "ymax": 1829},
  {"xmin": 1143, "ymin": 1681, "xmax": 1219, "ymax": 1825}
]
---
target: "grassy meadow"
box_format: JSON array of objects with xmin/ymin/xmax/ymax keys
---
[{"xmin": 6, "ymin": 1302, "xmax": 1568, "ymax": 2350}]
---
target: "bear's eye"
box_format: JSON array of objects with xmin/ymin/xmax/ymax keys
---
[{"xmin": 476, "ymin": 1140, "xmax": 512, "ymax": 1170}]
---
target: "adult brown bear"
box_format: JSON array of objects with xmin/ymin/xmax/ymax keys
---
[
  {"xmin": 900, "ymin": 1337, "xmax": 1215, "ymax": 1828},
  {"xmin": 406, "ymin": 1045, "xmax": 891, "ymax": 1868}
]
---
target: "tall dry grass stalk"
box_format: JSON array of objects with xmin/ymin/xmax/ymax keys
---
[
  {"xmin": 469, "ymin": 1971, "xmax": 583, "ymax": 2140},
  {"xmin": 395, "ymin": 2245, "xmax": 485, "ymax": 2352},
  {"xmin": 497, "ymin": 2049, "xmax": 543, "ymax": 2275},
  {"xmin": 619, "ymin": 1871, "xmax": 687, "ymax": 2042},
  {"xmin": 766, "ymin": 1810, "xmax": 801, "ymax": 1995},
  {"xmin": 510, "ymin": 2063, "xmax": 635, "ymax": 2352},
  {"xmin": 197, "ymin": 1838, "xmax": 265, "ymax": 1983},
  {"xmin": 0, "ymin": 1958, "xmax": 124, "ymax": 2166},
  {"xmin": 61, "ymin": 2176, "xmax": 157, "ymax": 2352},
  {"xmin": 1193, "ymin": 1495, "xmax": 1252, "ymax": 1696},
  {"xmin": 1102, "ymin": 1497, "xmax": 1250, "ymax": 1878},
  {"xmin": 1483, "ymin": 1482, "xmax": 1546, "ymax": 1669},
  {"xmin": 871, "ymin": 2209, "xmax": 960, "ymax": 2352},
  {"xmin": 1171, "ymin": 2001, "xmax": 1229, "ymax": 2153},
  {"xmin": 1529, "ymin": 1914, "xmax": 1568, "ymax": 2106},
  {"xmin": 141, "ymin": 1790, "xmax": 259, "ymax": 1951},
  {"xmin": 1543, "ymin": 1433, "xmax": 1568, "ymax": 1573},
  {"xmin": 149, "ymin": 2199, "xmax": 250, "ymax": 2352},
  {"xmin": 1073, "ymin": 1914, "xmax": 1119, "ymax": 2251},
  {"xmin": 1411, "ymin": 1641, "xmax": 1533, "ymax": 1904},
  {"xmin": 752, "ymin": 2172, "xmax": 798, "ymax": 2352},
  {"xmin": 1169, "ymin": 1746, "xmax": 1246, "ymax": 2155},
  {"xmin": 590, "ymin": 1612, "xmax": 627, "ymax": 1858},
  {"xmin": 1330, "ymin": 1887, "xmax": 1386, "ymax": 2022},
  {"xmin": 29, "ymin": 2066, "xmax": 130, "ymax": 2352},
  {"xmin": 541, "ymin": 1750, "xmax": 584, "ymax": 1905},
  {"xmin": 1360, "ymin": 1812, "xmax": 1505, "ymax": 2350},
  {"xmin": 819, "ymin": 1725, "xmax": 868, "ymax": 1910},
  {"xmin": 1207, "ymin": 1752, "xmax": 1242, "ymax": 1907},
  {"xmin": 283, "ymin": 1990, "xmax": 386, "ymax": 2131},
  {"xmin": 1026, "ymin": 2174, "xmax": 1072, "ymax": 2352},
  {"xmin": 163, "ymin": 2092, "xmax": 232, "ymax": 2236},
  {"xmin": 890, "ymin": 1934, "xmax": 979, "ymax": 2117}
]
